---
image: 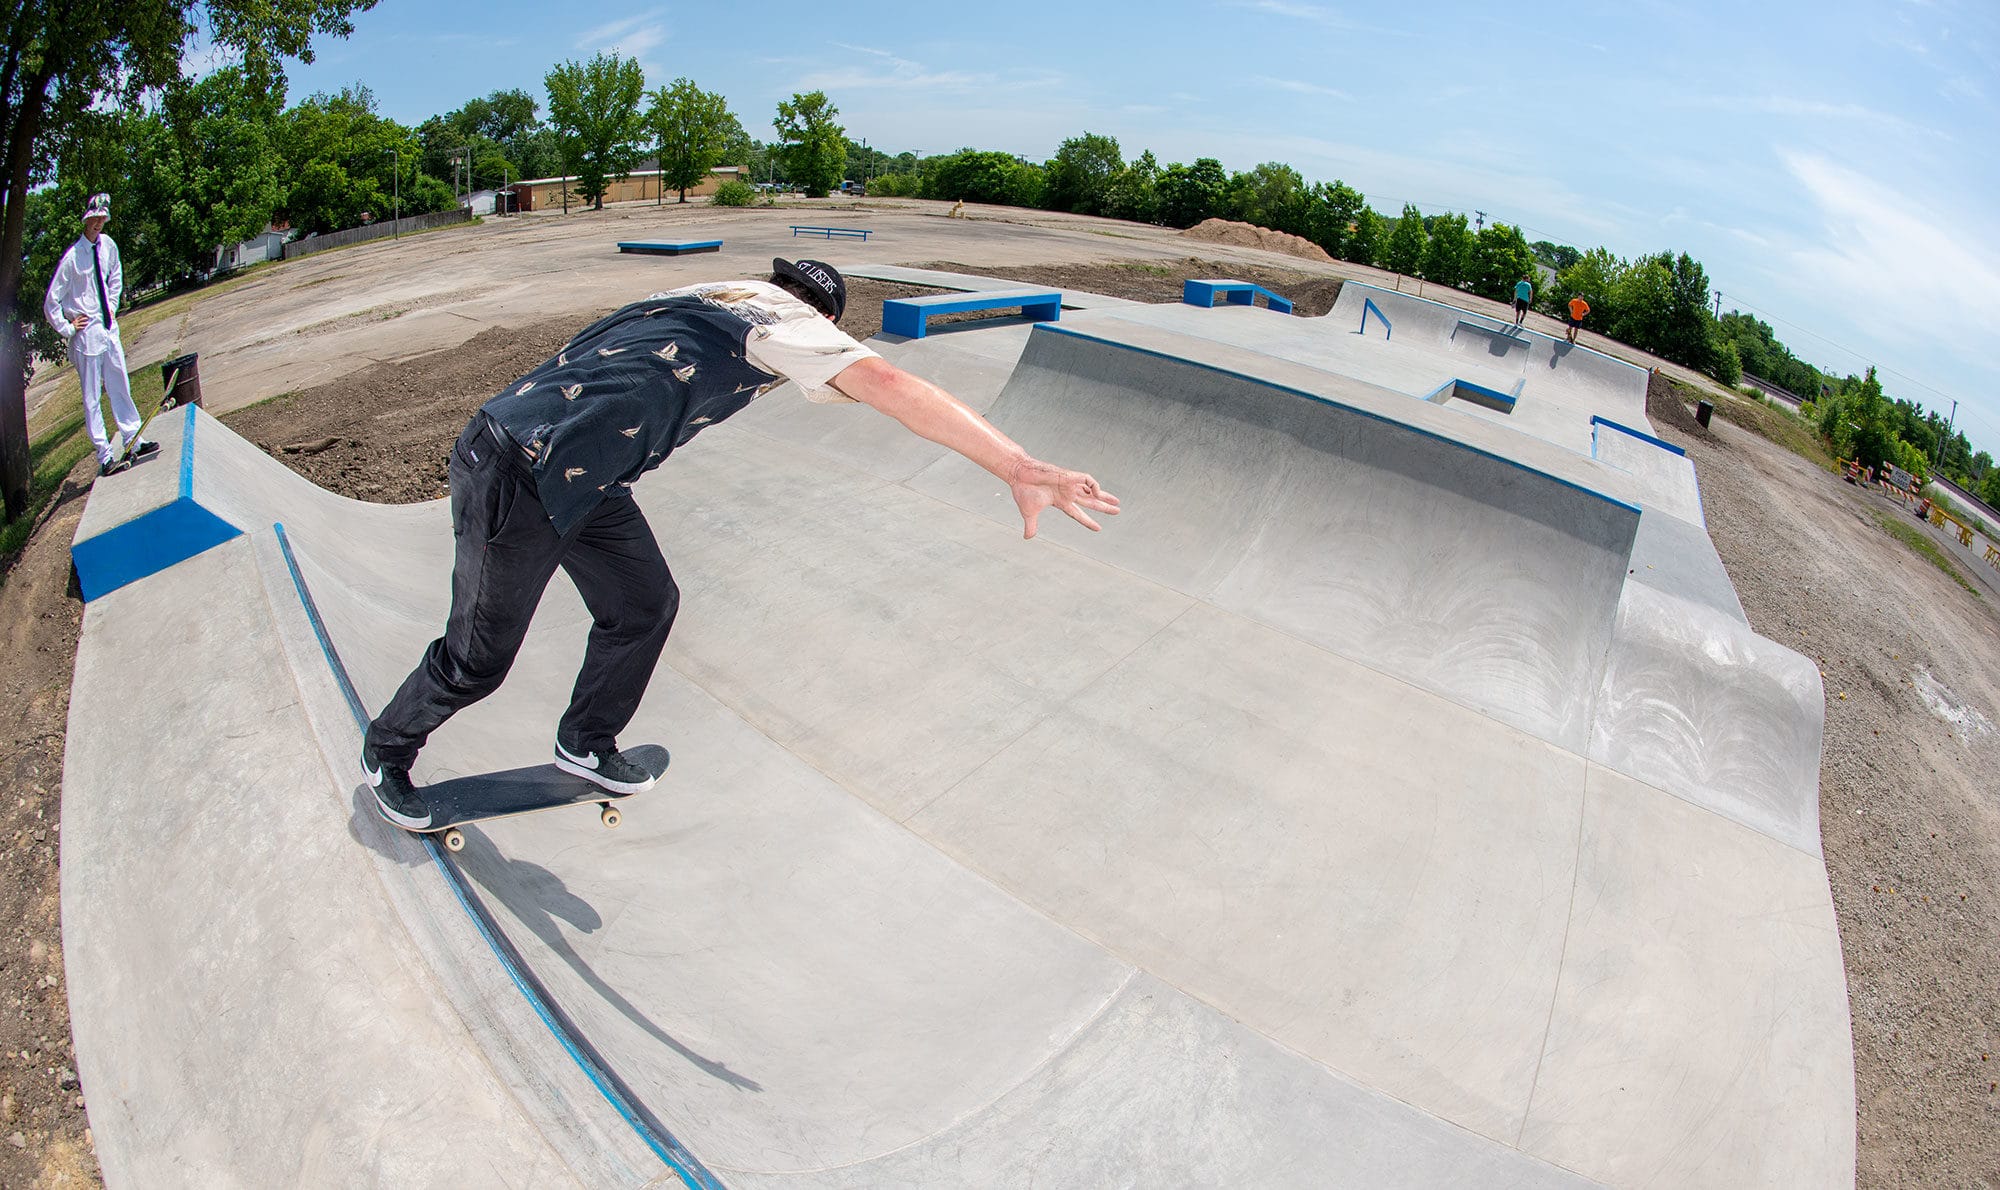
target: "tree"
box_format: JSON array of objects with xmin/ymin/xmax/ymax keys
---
[
  {"xmin": 1225, "ymin": 162, "xmax": 1309, "ymax": 236},
  {"xmin": 1382, "ymin": 203, "xmax": 1427, "ymax": 276},
  {"xmin": 921, "ymin": 150, "xmax": 1043, "ymax": 207},
  {"xmin": 1044, "ymin": 132, "xmax": 1121, "ymax": 216},
  {"xmin": 1530, "ymin": 240, "xmax": 1581, "ymax": 272},
  {"xmin": 544, "ymin": 52, "xmax": 646, "ymax": 210},
  {"xmin": 1471, "ymin": 222, "xmax": 1537, "ymax": 303},
  {"xmin": 1155, "ymin": 158, "xmax": 1226, "ymax": 229},
  {"xmin": 1103, "ymin": 150, "xmax": 1160, "ymax": 224},
  {"xmin": 1303, "ymin": 180, "xmax": 1363, "ymax": 259},
  {"xmin": 1, "ymin": 0, "xmax": 375, "ymax": 520},
  {"xmin": 274, "ymin": 86, "xmax": 420, "ymax": 233},
  {"xmin": 125, "ymin": 67, "xmax": 286, "ymax": 286},
  {"xmin": 1421, "ymin": 212, "xmax": 1474, "ymax": 289},
  {"xmin": 1345, "ymin": 207, "xmax": 1384, "ymax": 267},
  {"xmin": 648, "ymin": 78, "xmax": 733, "ymax": 203},
  {"xmin": 773, "ymin": 90, "xmax": 845, "ymax": 198}
]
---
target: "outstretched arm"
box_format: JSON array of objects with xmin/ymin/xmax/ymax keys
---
[{"xmin": 829, "ymin": 355, "xmax": 1120, "ymax": 539}]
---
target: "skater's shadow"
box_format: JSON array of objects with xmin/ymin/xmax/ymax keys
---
[
  {"xmin": 453, "ymin": 829, "xmax": 762, "ymax": 1093},
  {"xmin": 344, "ymin": 786, "xmax": 759, "ymax": 1092}
]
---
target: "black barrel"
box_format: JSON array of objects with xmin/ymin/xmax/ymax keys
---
[
  {"xmin": 1695, "ymin": 399, "xmax": 1714, "ymax": 428},
  {"xmin": 159, "ymin": 353, "xmax": 201, "ymax": 409}
]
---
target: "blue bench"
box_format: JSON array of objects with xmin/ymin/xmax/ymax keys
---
[
  {"xmin": 618, "ymin": 240, "xmax": 722, "ymax": 256},
  {"xmin": 882, "ymin": 289, "xmax": 1063, "ymax": 339},
  {"xmin": 789, "ymin": 225, "xmax": 871, "ymax": 240},
  {"xmin": 1183, "ymin": 279, "xmax": 1294, "ymax": 314}
]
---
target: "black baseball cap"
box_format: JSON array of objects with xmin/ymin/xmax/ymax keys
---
[{"xmin": 773, "ymin": 257, "xmax": 846, "ymax": 322}]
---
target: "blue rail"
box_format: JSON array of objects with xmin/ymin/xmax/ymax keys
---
[{"xmin": 1360, "ymin": 297, "xmax": 1392, "ymax": 340}]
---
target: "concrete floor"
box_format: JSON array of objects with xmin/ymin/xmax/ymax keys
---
[{"xmin": 61, "ymin": 225, "xmax": 1853, "ymax": 1187}]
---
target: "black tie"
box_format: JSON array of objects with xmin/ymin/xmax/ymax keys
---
[{"xmin": 91, "ymin": 238, "xmax": 112, "ymax": 330}]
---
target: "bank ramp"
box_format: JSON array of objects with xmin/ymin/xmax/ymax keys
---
[{"xmin": 63, "ymin": 304, "xmax": 1852, "ymax": 1187}]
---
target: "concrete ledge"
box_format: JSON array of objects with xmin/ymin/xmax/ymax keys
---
[
  {"xmin": 70, "ymin": 405, "xmax": 243, "ymax": 601},
  {"xmin": 617, "ymin": 240, "xmax": 722, "ymax": 256}
]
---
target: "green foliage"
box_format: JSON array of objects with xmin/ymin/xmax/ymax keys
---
[
  {"xmin": 1421, "ymin": 212, "xmax": 1474, "ymax": 288},
  {"xmin": 864, "ymin": 172, "xmax": 919, "ymax": 197},
  {"xmin": 1981, "ymin": 469, "xmax": 2000, "ymax": 508},
  {"xmin": 1044, "ymin": 133, "xmax": 1122, "ymax": 216},
  {"xmin": 544, "ymin": 53, "xmax": 647, "ymax": 209},
  {"xmin": 1530, "ymin": 240, "xmax": 1581, "ymax": 272},
  {"xmin": 1102, "ymin": 151, "xmax": 1161, "ymax": 224},
  {"xmin": 773, "ymin": 91, "xmax": 846, "ymax": 198},
  {"xmin": 1471, "ymin": 223, "xmax": 1537, "ymax": 302},
  {"xmin": 1155, "ymin": 158, "xmax": 1227, "ymax": 229},
  {"xmin": 1382, "ymin": 204, "xmax": 1426, "ymax": 275},
  {"xmin": 274, "ymin": 85, "xmax": 423, "ymax": 233},
  {"xmin": 710, "ymin": 180, "xmax": 755, "ymax": 207},
  {"xmin": 1345, "ymin": 207, "xmax": 1384, "ymax": 266},
  {"xmin": 1304, "ymin": 180, "xmax": 1364, "ymax": 259},
  {"xmin": 650, "ymin": 78, "xmax": 735, "ymax": 203},
  {"xmin": 921, "ymin": 150, "xmax": 1043, "ymax": 207},
  {"xmin": 1225, "ymin": 162, "xmax": 1310, "ymax": 236}
]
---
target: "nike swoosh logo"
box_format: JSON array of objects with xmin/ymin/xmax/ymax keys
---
[{"xmin": 555, "ymin": 742, "xmax": 599, "ymax": 769}]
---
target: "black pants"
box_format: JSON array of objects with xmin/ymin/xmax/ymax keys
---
[{"xmin": 367, "ymin": 415, "xmax": 678, "ymax": 768}]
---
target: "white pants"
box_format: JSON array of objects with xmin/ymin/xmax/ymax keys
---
[{"xmin": 76, "ymin": 336, "xmax": 140, "ymax": 465}]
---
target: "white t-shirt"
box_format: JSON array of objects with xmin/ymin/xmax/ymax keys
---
[{"xmin": 651, "ymin": 280, "xmax": 876, "ymax": 404}]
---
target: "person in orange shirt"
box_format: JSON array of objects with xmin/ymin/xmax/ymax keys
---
[{"xmin": 1565, "ymin": 295, "xmax": 1590, "ymax": 344}]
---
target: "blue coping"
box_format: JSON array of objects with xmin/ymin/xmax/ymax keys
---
[
  {"xmin": 1592, "ymin": 416, "xmax": 1688, "ymax": 458},
  {"xmin": 1182, "ymin": 279, "xmax": 1294, "ymax": 314},
  {"xmin": 882, "ymin": 290, "xmax": 1062, "ymax": 339},
  {"xmin": 617, "ymin": 240, "xmax": 722, "ymax": 255},
  {"xmin": 787, "ymin": 225, "xmax": 871, "ymax": 239},
  {"xmin": 1359, "ymin": 297, "xmax": 1393, "ymax": 340},
  {"xmin": 71, "ymin": 405, "xmax": 243, "ymax": 602},
  {"xmin": 1034, "ymin": 323, "xmax": 1642, "ymax": 517},
  {"xmin": 269, "ymin": 524, "xmax": 723, "ymax": 1189}
]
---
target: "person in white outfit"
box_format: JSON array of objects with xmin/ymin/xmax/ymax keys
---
[{"xmin": 44, "ymin": 192, "xmax": 157, "ymax": 476}]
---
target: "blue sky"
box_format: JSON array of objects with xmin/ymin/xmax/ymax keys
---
[{"xmin": 263, "ymin": 0, "xmax": 2000, "ymax": 458}]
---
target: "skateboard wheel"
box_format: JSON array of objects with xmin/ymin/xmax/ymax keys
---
[
  {"xmin": 442, "ymin": 828, "xmax": 465, "ymax": 853},
  {"xmin": 600, "ymin": 805, "xmax": 621, "ymax": 829}
]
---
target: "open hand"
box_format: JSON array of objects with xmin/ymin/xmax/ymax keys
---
[
  {"xmin": 69, "ymin": 314, "xmax": 88, "ymax": 330},
  {"xmin": 1009, "ymin": 457, "xmax": 1120, "ymax": 539}
]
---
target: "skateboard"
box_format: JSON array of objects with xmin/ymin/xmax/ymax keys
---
[{"xmin": 401, "ymin": 744, "xmax": 669, "ymax": 852}]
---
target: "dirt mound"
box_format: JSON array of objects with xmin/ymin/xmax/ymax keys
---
[
  {"xmin": 1180, "ymin": 218, "xmax": 1335, "ymax": 265},
  {"xmin": 1646, "ymin": 369, "xmax": 1718, "ymax": 442}
]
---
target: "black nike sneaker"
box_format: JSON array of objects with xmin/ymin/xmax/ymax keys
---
[
  {"xmin": 554, "ymin": 739, "xmax": 658, "ymax": 795},
  {"xmin": 362, "ymin": 742, "xmax": 431, "ymax": 828}
]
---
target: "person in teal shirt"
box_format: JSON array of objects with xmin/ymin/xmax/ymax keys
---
[{"xmin": 1512, "ymin": 275, "xmax": 1533, "ymax": 327}]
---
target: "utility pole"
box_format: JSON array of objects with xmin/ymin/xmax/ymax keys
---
[
  {"xmin": 1935, "ymin": 399, "xmax": 1958, "ymax": 468},
  {"xmin": 1474, "ymin": 209, "xmax": 1486, "ymax": 232},
  {"xmin": 1714, "ymin": 291, "xmax": 1722, "ymax": 320}
]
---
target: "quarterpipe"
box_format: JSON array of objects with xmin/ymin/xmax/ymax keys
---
[{"xmin": 61, "ymin": 278, "xmax": 1852, "ymax": 1187}]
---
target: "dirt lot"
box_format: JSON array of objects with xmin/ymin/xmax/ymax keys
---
[{"xmin": 2, "ymin": 259, "xmax": 1994, "ymax": 1188}]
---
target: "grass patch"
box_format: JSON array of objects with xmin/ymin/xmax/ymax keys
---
[
  {"xmin": 1, "ymin": 360, "xmax": 170, "ymax": 568},
  {"xmin": 1872, "ymin": 510, "xmax": 1980, "ymax": 597},
  {"xmin": 1697, "ymin": 382, "xmax": 1836, "ymax": 471},
  {"xmin": 1118, "ymin": 261, "xmax": 1175, "ymax": 276}
]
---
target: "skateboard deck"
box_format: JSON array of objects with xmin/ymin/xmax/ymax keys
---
[{"xmin": 404, "ymin": 745, "xmax": 669, "ymax": 852}]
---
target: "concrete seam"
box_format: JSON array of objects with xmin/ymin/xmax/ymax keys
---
[
  {"xmin": 897, "ymin": 598, "xmax": 1202, "ymax": 825},
  {"xmin": 710, "ymin": 968, "xmax": 1143, "ymax": 1178},
  {"xmin": 1515, "ymin": 762, "xmax": 1591, "ymax": 1151}
]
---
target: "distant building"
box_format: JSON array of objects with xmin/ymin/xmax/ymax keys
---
[
  {"xmin": 511, "ymin": 165, "xmax": 745, "ymax": 212},
  {"xmin": 211, "ymin": 223, "xmax": 295, "ymax": 274}
]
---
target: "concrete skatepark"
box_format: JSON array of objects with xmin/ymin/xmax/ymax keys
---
[{"xmin": 60, "ymin": 227, "xmax": 1855, "ymax": 1187}]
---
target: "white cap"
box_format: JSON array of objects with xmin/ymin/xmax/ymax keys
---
[{"xmin": 83, "ymin": 192, "xmax": 110, "ymax": 223}]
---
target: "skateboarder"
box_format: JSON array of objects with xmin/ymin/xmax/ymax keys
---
[
  {"xmin": 1565, "ymin": 295, "xmax": 1590, "ymax": 344},
  {"xmin": 44, "ymin": 193, "xmax": 158, "ymax": 476},
  {"xmin": 362, "ymin": 259, "xmax": 1121, "ymax": 828},
  {"xmin": 1512, "ymin": 275, "xmax": 1533, "ymax": 328}
]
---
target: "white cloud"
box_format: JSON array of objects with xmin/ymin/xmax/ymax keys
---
[
  {"xmin": 572, "ymin": 14, "xmax": 668, "ymax": 76},
  {"xmin": 1253, "ymin": 76, "xmax": 1350, "ymax": 100}
]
